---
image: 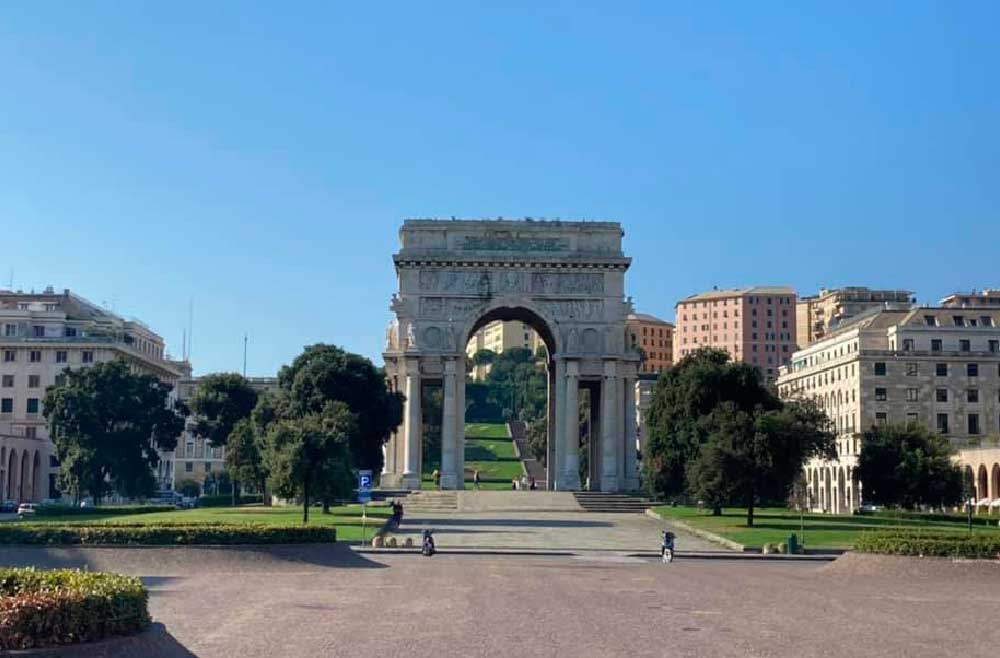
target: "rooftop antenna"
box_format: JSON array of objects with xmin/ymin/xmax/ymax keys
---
[
  {"xmin": 181, "ymin": 329, "xmax": 187, "ymax": 361},
  {"xmin": 6, "ymin": 269, "xmax": 12, "ymax": 289},
  {"xmin": 187, "ymin": 299, "xmax": 194, "ymax": 364},
  {"xmin": 242, "ymin": 332, "xmax": 248, "ymax": 378}
]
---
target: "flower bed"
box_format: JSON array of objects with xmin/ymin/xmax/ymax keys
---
[
  {"xmin": 0, "ymin": 523, "xmax": 337, "ymax": 545},
  {"xmin": 0, "ymin": 568, "xmax": 149, "ymax": 650},
  {"xmin": 855, "ymin": 530, "xmax": 1000, "ymax": 559}
]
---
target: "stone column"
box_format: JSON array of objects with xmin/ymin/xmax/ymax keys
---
[
  {"xmin": 553, "ymin": 358, "xmax": 566, "ymax": 490},
  {"xmin": 600, "ymin": 361, "xmax": 619, "ymax": 492},
  {"xmin": 562, "ymin": 359, "xmax": 581, "ymax": 490},
  {"xmin": 624, "ymin": 374, "xmax": 639, "ymax": 490},
  {"xmin": 455, "ymin": 356, "xmax": 466, "ymax": 490},
  {"xmin": 401, "ymin": 363, "xmax": 422, "ymax": 490},
  {"xmin": 440, "ymin": 359, "xmax": 459, "ymax": 489},
  {"xmin": 546, "ymin": 360, "xmax": 556, "ymax": 490}
]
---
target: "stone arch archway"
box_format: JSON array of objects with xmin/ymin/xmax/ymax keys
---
[
  {"xmin": 19, "ymin": 451, "xmax": 30, "ymax": 502},
  {"xmin": 381, "ymin": 219, "xmax": 639, "ymax": 492},
  {"xmin": 992, "ymin": 464, "xmax": 1000, "ymax": 501},
  {"xmin": 978, "ymin": 464, "xmax": 989, "ymax": 502},
  {"xmin": 31, "ymin": 451, "xmax": 42, "ymax": 502}
]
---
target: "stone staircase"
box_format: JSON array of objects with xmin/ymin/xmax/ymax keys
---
[
  {"xmin": 509, "ymin": 421, "xmax": 547, "ymax": 489},
  {"xmin": 573, "ymin": 492, "xmax": 658, "ymax": 514},
  {"xmin": 403, "ymin": 490, "xmax": 458, "ymax": 513}
]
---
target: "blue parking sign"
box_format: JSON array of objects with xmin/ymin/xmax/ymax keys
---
[{"xmin": 358, "ymin": 470, "xmax": 373, "ymax": 504}]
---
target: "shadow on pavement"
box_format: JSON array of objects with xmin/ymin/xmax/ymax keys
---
[{"xmin": 402, "ymin": 517, "xmax": 614, "ymax": 528}]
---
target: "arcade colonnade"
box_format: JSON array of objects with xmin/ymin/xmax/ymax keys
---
[
  {"xmin": 381, "ymin": 219, "xmax": 641, "ymax": 492},
  {"xmin": 805, "ymin": 463, "xmax": 860, "ymax": 515},
  {"xmin": 0, "ymin": 443, "xmax": 44, "ymax": 504}
]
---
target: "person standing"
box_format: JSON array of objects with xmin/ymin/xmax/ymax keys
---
[{"xmin": 473, "ymin": 469, "xmax": 481, "ymax": 490}]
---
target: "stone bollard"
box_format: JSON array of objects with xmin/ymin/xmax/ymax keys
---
[
  {"xmin": 386, "ymin": 537, "xmax": 397, "ymax": 548},
  {"xmin": 403, "ymin": 537, "xmax": 413, "ymax": 548},
  {"xmin": 371, "ymin": 535, "xmax": 384, "ymax": 548}
]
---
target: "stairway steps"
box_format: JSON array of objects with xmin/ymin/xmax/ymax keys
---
[{"xmin": 573, "ymin": 492, "xmax": 658, "ymax": 514}]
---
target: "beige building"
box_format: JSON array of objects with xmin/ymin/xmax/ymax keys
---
[
  {"xmin": 796, "ymin": 287, "xmax": 914, "ymax": 346},
  {"xmin": 674, "ymin": 286, "xmax": 797, "ymax": 383},
  {"xmin": 465, "ymin": 320, "xmax": 543, "ymax": 381},
  {"xmin": 626, "ymin": 313, "xmax": 673, "ymax": 374},
  {"xmin": 940, "ymin": 289, "xmax": 1000, "ymax": 308},
  {"xmin": 0, "ymin": 288, "xmax": 185, "ymax": 504},
  {"xmin": 777, "ymin": 306, "xmax": 1000, "ymax": 514}
]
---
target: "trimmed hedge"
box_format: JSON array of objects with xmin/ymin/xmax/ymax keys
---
[
  {"xmin": 860, "ymin": 510, "xmax": 999, "ymax": 528},
  {"xmin": 0, "ymin": 568, "xmax": 149, "ymax": 650},
  {"xmin": 198, "ymin": 494, "xmax": 265, "ymax": 507},
  {"xmin": 0, "ymin": 523, "xmax": 336, "ymax": 546},
  {"xmin": 855, "ymin": 530, "xmax": 1000, "ymax": 559},
  {"xmin": 35, "ymin": 504, "xmax": 176, "ymax": 517}
]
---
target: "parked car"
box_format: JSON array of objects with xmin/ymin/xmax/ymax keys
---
[
  {"xmin": 0, "ymin": 501, "xmax": 17, "ymax": 513},
  {"xmin": 17, "ymin": 503, "xmax": 37, "ymax": 518}
]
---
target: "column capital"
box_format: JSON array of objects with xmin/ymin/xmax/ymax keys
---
[
  {"xmin": 565, "ymin": 359, "xmax": 580, "ymax": 377},
  {"xmin": 443, "ymin": 358, "xmax": 457, "ymax": 375}
]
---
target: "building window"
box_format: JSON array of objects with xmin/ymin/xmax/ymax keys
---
[
  {"xmin": 26, "ymin": 398, "xmax": 39, "ymax": 414},
  {"xmin": 29, "ymin": 350, "xmax": 41, "ymax": 363},
  {"xmin": 968, "ymin": 363, "xmax": 979, "ymax": 377},
  {"xmin": 931, "ymin": 339, "xmax": 942, "ymax": 352},
  {"xmin": 64, "ymin": 327, "xmax": 77, "ymax": 337},
  {"xmin": 204, "ymin": 462, "xmax": 212, "ymax": 472},
  {"xmin": 874, "ymin": 362, "xmax": 886, "ymax": 376},
  {"xmin": 960, "ymin": 340, "xmax": 971, "ymax": 352},
  {"xmin": 906, "ymin": 412, "xmax": 919, "ymax": 425},
  {"xmin": 935, "ymin": 363, "xmax": 947, "ymax": 376},
  {"xmin": 968, "ymin": 389, "xmax": 979, "ymax": 403},
  {"xmin": 25, "ymin": 426, "xmax": 36, "ymax": 439},
  {"xmin": 906, "ymin": 363, "xmax": 918, "ymax": 376},
  {"xmin": 906, "ymin": 388, "xmax": 919, "ymax": 402},
  {"xmin": 936, "ymin": 388, "xmax": 948, "ymax": 402},
  {"xmin": 953, "ymin": 316, "xmax": 965, "ymax": 327},
  {"xmin": 28, "ymin": 375, "xmax": 40, "ymax": 388},
  {"xmin": 3, "ymin": 350, "xmax": 14, "ymax": 363},
  {"xmin": 875, "ymin": 412, "xmax": 888, "ymax": 426},
  {"xmin": 0, "ymin": 398, "xmax": 12, "ymax": 413},
  {"xmin": 32, "ymin": 325, "xmax": 45, "ymax": 337},
  {"xmin": 82, "ymin": 351, "xmax": 93, "ymax": 363},
  {"xmin": 185, "ymin": 461, "xmax": 193, "ymax": 473},
  {"xmin": 990, "ymin": 340, "xmax": 999, "ymax": 353},
  {"xmin": 1, "ymin": 375, "xmax": 12, "ymax": 387},
  {"xmin": 875, "ymin": 387, "xmax": 887, "ymax": 401},
  {"xmin": 3, "ymin": 324, "xmax": 15, "ymax": 337},
  {"xmin": 937, "ymin": 413, "xmax": 949, "ymax": 433},
  {"xmin": 56, "ymin": 351, "xmax": 67, "ymax": 363},
  {"xmin": 902, "ymin": 338, "xmax": 914, "ymax": 351},
  {"xmin": 54, "ymin": 374, "xmax": 66, "ymax": 387},
  {"xmin": 968, "ymin": 413, "xmax": 980, "ymax": 435}
]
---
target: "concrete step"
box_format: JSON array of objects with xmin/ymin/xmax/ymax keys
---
[{"xmin": 573, "ymin": 492, "xmax": 658, "ymax": 514}]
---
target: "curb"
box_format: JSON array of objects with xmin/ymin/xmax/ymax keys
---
[
  {"xmin": 645, "ymin": 509, "xmax": 746, "ymax": 551},
  {"xmin": 354, "ymin": 547, "xmax": 575, "ymax": 556}
]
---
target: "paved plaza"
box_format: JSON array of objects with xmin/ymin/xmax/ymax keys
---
[{"xmin": 4, "ymin": 537, "xmax": 1000, "ymax": 657}]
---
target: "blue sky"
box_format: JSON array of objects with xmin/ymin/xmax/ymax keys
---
[{"xmin": 1, "ymin": 2, "xmax": 997, "ymax": 376}]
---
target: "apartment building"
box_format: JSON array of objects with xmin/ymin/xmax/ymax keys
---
[
  {"xmin": 777, "ymin": 306, "xmax": 1000, "ymax": 514},
  {"xmin": 626, "ymin": 313, "xmax": 673, "ymax": 374},
  {"xmin": 940, "ymin": 289, "xmax": 1000, "ymax": 308},
  {"xmin": 0, "ymin": 288, "xmax": 185, "ymax": 503},
  {"xmin": 465, "ymin": 320, "xmax": 542, "ymax": 381},
  {"xmin": 673, "ymin": 286, "xmax": 797, "ymax": 382},
  {"xmin": 796, "ymin": 287, "xmax": 914, "ymax": 346}
]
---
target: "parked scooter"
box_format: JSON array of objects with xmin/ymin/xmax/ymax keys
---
[
  {"xmin": 421, "ymin": 529, "xmax": 436, "ymax": 557},
  {"xmin": 661, "ymin": 530, "xmax": 675, "ymax": 564}
]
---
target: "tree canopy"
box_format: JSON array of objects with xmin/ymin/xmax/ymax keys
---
[
  {"xmin": 277, "ymin": 344, "xmax": 403, "ymax": 473},
  {"xmin": 43, "ymin": 361, "xmax": 185, "ymax": 504},
  {"xmin": 188, "ymin": 373, "xmax": 259, "ymax": 448},
  {"xmin": 857, "ymin": 423, "xmax": 963, "ymax": 509}
]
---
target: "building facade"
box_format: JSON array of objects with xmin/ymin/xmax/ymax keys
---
[
  {"xmin": 796, "ymin": 287, "xmax": 914, "ymax": 346},
  {"xmin": 777, "ymin": 307, "xmax": 1000, "ymax": 514},
  {"xmin": 673, "ymin": 286, "xmax": 797, "ymax": 382},
  {"xmin": 465, "ymin": 320, "xmax": 543, "ymax": 381},
  {"xmin": 0, "ymin": 288, "xmax": 185, "ymax": 504},
  {"xmin": 940, "ymin": 289, "xmax": 1000, "ymax": 308},
  {"xmin": 626, "ymin": 313, "xmax": 673, "ymax": 374}
]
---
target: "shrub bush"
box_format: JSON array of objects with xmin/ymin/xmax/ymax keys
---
[
  {"xmin": 0, "ymin": 523, "xmax": 336, "ymax": 546},
  {"xmin": 0, "ymin": 568, "xmax": 149, "ymax": 650},
  {"xmin": 855, "ymin": 530, "xmax": 1000, "ymax": 559},
  {"xmin": 198, "ymin": 494, "xmax": 264, "ymax": 507},
  {"xmin": 35, "ymin": 504, "xmax": 176, "ymax": 517}
]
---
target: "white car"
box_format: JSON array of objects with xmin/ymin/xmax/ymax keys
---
[{"xmin": 17, "ymin": 503, "xmax": 36, "ymax": 518}]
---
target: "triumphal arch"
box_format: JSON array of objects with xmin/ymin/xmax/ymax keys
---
[{"xmin": 381, "ymin": 219, "xmax": 639, "ymax": 492}]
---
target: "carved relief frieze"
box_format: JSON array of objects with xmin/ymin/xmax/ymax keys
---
[
  {"xmin": 539, "ymin": 300, "xmax": 605, "ymax": 321},
  {"xmin": 531, "ymin": 272, "xmax": 604, "ymax": 295}
]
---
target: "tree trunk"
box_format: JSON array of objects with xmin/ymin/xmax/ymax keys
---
[
  {"xmin": 746, "ymin": 494, "xmax": 755, "ymax": 528},
  {"xmin": 232, "ymin": 478, "xmax": 239, "ymax": 507},
  {"xmin": 302, "ymin": 478, "xmax": 310, "ymax": 524},
  {"xmin": 322, "ymin": 498, "xmax": 331, "ymax": 514},
  {"xmin": 711, "ymin": 504, "xmax": 721, "ymax": 516}
]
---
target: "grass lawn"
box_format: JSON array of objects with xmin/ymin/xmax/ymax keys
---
[
  {"xmin": 653, "ymin": 505, "xmax": 1000, "ymax": 550},
  {"xmin": 421, "ymin": 422, "xmax": 524, "ymax": 488},
  {"xmin": 2, "ymin": 504, "xmax": 391, "ymax": 544}
]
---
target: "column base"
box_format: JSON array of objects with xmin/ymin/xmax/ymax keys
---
[
  {"xmin": 439, "ymin": 473, "xmax": 459, "ymax": 490},
  {"xmin": 623, "ymin": 477, "xmax": 641, "ymax": 492},
  {"xmin": 600, "ymin": 476, "xmax": 621, "ymax": 492},
  {"xmin": 400, "ymin": 473, "xmax": 422, "ymax": 491},
  {"xmin": 560, "ymin": 471, "xmax": 582, "ymax": 491},
  {"xmin": 379, "ymin": 473, "xmax": 404, "ymax": 489}
]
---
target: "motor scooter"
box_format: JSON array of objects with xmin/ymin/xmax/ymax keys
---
[
  {"xmin": 422, "ymin": 529, "xmax": 436, "ymax": 557},
  {"xmin": 661, "ymin": 530, "xmax": 675, "ymax": 564}
]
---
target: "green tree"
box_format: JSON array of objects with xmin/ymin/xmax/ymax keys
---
[
  {"xmin": 226, "ymin": 419, "xmax": 267, "ymax": 497},
  {"xmin": 643, "ymin": 348, "xmax": 778, "ymax": 499},
  {"xmin": 857, "ymin": 423, "xmax": 964, "ymax": 509},
  {"xmin": 687, "ymin": 398, "xmax": 836, "ymax": 526},
  {"xmin": 277, "ymin": 344, "xmax": 403, "ymax": 474},
  {"xmin": 43, "ymin": 361, "xmax": 184, "ymax": 505},
  {"xmin": 264, "ymin": 401, "xmax": 356, "ymax": 523},
  {"xmin": 188, "ymin": 373, "xmax": 259, "ymax": 505},
  {"xmin": 177, "ymin": 479, "xmax": 201, "ymax": 498},
  {"xmin": 483, "ymin": 347, "xmax": 547, "ymax": 422}
]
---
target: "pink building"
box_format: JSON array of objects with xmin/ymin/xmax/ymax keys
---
[{"xmin": 673, "ymin": 286, "xmax": 797, "ymax": 382}]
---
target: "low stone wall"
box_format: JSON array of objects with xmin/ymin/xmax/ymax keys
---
[{"xmin": 645, "ymin": 509, "xmax": 745, "ymax": 551}]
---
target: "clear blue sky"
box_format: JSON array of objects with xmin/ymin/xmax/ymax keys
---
[{"xmin": 2, "ymin": 2, "xmax": 997, "ymax": 376}]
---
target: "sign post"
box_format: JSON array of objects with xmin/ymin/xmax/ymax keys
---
[{"xmin": 358, "ymin": 470, "xmax": 373, "ymax": 545}]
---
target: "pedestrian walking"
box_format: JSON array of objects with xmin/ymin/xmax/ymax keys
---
[{"xmin": 473, "ymin": 469, "xmax": 481, "ymax": 490}]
